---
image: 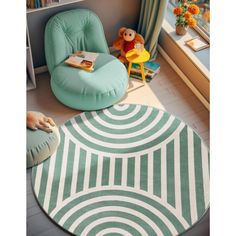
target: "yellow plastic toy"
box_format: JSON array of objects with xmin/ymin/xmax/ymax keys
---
[{"xmin": 125, "ymin": 48, "xmax": 150, "ymax": 83}]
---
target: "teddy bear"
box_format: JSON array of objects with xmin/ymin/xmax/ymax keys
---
[{"xmin": 113, "ymin": 27, "xmax": 145, "ymax": 63}]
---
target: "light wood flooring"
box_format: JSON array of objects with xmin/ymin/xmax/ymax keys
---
[{"xmin": 27, "ymin": 54, "xmax": 209, "ymax": 236}]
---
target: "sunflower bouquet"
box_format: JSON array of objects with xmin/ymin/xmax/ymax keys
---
[{"xmin": 173, "ymin": 0, "xmax": 200, "ymax": 34}]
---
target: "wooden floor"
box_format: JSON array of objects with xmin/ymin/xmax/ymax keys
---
[{"xmin": 27, "ymin": 54, "xmax": 209, "ymax": 236}]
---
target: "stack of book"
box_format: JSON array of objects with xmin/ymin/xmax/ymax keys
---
[
  {"xmin": 65, "ymin": 51, "xmax": 99, "ymax": 72},
  {"xmin": 27, "ymin": 0, "xmax": 58, "ymax": 9},
  {"xmin": 130, "ymin": 60, "xmax": 160, "ymax": 82}
]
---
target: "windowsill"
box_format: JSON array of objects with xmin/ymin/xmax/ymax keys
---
[{"xmin": 162, "ymin": 4, "xmax": 210, "ymax": 80}]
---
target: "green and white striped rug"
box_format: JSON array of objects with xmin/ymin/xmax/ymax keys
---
[{"xmin": 32, "ymin": 104, "xmax": 209, "ymax": 236}]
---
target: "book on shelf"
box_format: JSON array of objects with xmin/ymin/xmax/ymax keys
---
[
  {"xmin": 64, "ymin": 51, "xmax": 99, "ymax": 72},
  {"xmin": 27, "ymin": 0, "xmax": 34, "ymax": 8},
  {"xmin": 130, "ymin": 60, "xmax": 160, "ymax": 82},
  {"xmin": 27, "ymin": 0, "xmax": 58, "ymax": 9}
]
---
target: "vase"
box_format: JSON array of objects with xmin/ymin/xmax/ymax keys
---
[{"xmin": 176, "ymin": 25, "xmax": 188, "ymax": 35}]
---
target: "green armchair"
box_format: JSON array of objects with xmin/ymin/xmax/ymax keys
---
[{"xmin": 45, "ymin": 9, "xmax": 128, "ymax": 110}]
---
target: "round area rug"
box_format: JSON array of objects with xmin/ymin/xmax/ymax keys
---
[{"xmin": 32, "ymin": 104, "xmax": 209, "ymax": 236}]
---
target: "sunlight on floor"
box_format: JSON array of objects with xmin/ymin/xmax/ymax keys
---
[{"xmin": 119, "ymin": 78, "xmax": 166, "ymax": 111}]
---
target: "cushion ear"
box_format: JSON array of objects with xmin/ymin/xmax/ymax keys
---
[
  {"xmin": 135, "ymin": 33, "xmax": 145, "ymax": 44},
  {"xmin": 119, "ymin": 27, "xmax": 127, "ymax": 37}
]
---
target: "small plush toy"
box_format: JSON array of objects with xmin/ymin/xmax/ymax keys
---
[{"xmin": 113, "ymin": 27, "xmax": 145, "ymax": 63}]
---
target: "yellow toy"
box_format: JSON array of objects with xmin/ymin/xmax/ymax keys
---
[{"xmin": 126, "ymin": 49, "xmax": 150, "ymax": 83}]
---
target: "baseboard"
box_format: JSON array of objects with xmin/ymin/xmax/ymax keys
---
[
  {"xmin": 157, "ymin": 44, "xmax": 210, "ymax": 111},
  {"xmin": 34, "ymin": 65, "xmax": 48, "ymax": 74}
]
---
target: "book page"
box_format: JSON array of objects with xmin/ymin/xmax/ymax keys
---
[
  {"xmin": 65, "ymin": 51, "xmax": 99, "ymax": 72},
  {"xmin": 74, "ymin": 51, "xmax": 98, "ymax": 63}
]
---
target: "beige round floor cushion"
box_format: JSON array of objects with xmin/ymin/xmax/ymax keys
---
[{"xmin": 27, "ymin": 126, "xmax": 60, "ymax": 168}]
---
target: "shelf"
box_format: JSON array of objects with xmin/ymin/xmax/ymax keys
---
[
  {"xmin": 26, "ymin": 0, "xmax": 85, "ymax": 14},
  {"xmin": 27, "ymin": 26, "xmax": 36, "ymax": 91},
  {"xmin": 27, "ymin": 77, "xmax": 36, "ymax": 91}
]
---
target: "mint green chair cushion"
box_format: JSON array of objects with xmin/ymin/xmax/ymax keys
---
[
  {"xmin": 45, "ymin": 9, "xmax": 128, "ymax": 110},
  {"xmin": 51, "ymin": 53, "xmax": 128, "ymax": 110},
  {"xmin": 27, "ymin": 126, "xmax": 60, "ymax": 168}
]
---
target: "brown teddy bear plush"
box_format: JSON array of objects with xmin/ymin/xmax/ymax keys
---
[{"xmin": 113, "ymin": 27, "xmax": 145, "ymax": 63}]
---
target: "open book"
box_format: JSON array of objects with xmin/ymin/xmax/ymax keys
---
[{"xmin": 65, "ymin": 51, "xmax": 99, "ymax": 72}]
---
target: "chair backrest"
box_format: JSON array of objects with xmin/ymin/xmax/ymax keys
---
[{"xmin": 45, "ymin": 9, "xmax": 109, "ymax": 74}]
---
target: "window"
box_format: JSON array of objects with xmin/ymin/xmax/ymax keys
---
[{"xmin": 169, "ymin": 0, "xmax": 210, "ymax": 36}]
